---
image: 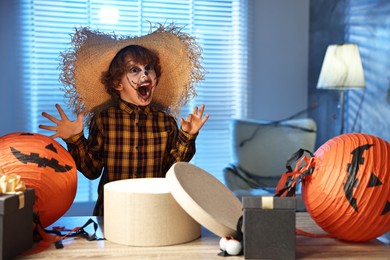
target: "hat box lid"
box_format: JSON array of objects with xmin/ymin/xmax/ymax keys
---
[{"xmin": 166, "ymin": 162, "xmax": 242, "ymax": 238}]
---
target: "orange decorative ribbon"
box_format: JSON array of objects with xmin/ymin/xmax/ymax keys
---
[{"xmin": 0, "ymin": 174, "xmax": 26, "ymax": 209}]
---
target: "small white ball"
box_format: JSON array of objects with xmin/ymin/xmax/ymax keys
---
[
  {"xmin": 225, "ymin": 238, "xmax": 242, "ymax": 256},
  {"xmin": 219, "ymin": 237, "xmax": 229, "ymax": 251},
  {"xmin": 219, "ymin": 237, "xmax": 231, "ymax": 251}
]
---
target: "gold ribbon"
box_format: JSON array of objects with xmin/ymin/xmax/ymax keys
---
[
  {"xmin": 261, "ymin": 196, "xmax": 274, "ymax": 210},
  {"xmin": 0, "ymin": 174, "xmax": 26, "ymax": 209}
]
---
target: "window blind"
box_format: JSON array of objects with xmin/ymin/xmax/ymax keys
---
[
  {"xmin": 21, "ymin": 0, "xmax": 250, "ymax": 211},
  {"xmin": 345, "ymin": 0, "xmax": 390, "ymax": 141}
]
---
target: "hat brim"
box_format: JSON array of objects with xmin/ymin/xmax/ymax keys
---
[{"xmin": 59, "ymin": 24, "xmax": 204, "ymax": 118}]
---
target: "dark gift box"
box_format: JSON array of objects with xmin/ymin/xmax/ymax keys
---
[
  {"xmin": 243, "ymin": 196, "xmax": 296, "ymax": 260},
  {"xmin": 0, "ymin": 188, "xmax": 35, "ymax": 260}
]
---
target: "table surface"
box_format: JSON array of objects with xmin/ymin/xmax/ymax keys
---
[{"xmin": 17, "ymin": 213, "xmax": 390, "ymax": 259}]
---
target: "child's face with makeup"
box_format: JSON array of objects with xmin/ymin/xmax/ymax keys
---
[{"xmin": 116, "ymin": 58, "xmax": 158, "ymax": 106}]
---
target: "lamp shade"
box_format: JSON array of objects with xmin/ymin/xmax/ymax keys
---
[{"xmin": 317, "ymin": 44, "xmax": 365, "ymax": 89}]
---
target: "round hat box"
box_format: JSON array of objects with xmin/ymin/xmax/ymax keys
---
[
  {"xmin": 104, "ymin": 178, "xmax": 201, "ymax": 246},
  {"xmin": 104, "ymin": 162, "xmax": 242, "ymax": 246}
]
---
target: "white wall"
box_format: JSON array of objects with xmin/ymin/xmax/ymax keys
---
[
  {"xmin": 0, "ymin": 0, "xmax": 26, "ymax": 136},
  {"xmin": 249, "ymin": 0, "xmax": 310, "ymax": 121}
]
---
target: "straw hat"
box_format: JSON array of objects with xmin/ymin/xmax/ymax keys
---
[{"xmin": 59, "ymin": 23, "xmax": 205, "ymax": 118}]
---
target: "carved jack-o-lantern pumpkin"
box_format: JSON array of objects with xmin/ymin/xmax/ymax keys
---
[
  {"xmin": 302, "ymin": 133, "xmax": 390, "ymax": 241},
  {"xmin": 0, "ymin": 132, "xmax": 77, "ymax": 228}
]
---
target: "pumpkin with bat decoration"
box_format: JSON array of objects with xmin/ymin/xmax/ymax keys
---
[
  {"xmin": 0, "ymin": 132, "xmax": 77, "ymax": 228},
  {"xmin": 276, "ymin": 133, "xmax": 390, "ymax": 242}
]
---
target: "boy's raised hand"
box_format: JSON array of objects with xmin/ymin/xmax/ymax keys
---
[
  {"xmin": 180, "ymin": 104, "xmax": 209, "ymax": 135},
  {"xmin": 39, "ymin": 104, "xmax": 85, "ymax": 139}
]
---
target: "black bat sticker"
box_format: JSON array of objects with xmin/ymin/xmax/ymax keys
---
[
  {"xmin": 10, "ymin": 147, "xmax": 73, "ymax": 172},
  {"xmin": 343, "ymin": 144, "xmax": 373, "ymax": 212}
]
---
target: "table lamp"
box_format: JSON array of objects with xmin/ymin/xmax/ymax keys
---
[{"xmin": 317, "ymin": 43, "xmax": 365, "ymax": 134}]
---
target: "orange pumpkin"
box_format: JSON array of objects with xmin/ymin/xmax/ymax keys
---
[
  {"xmin": 276, "ymin": 133, "xmax": 390, "ymax": 241},
  {"xmin": 304, "ymin": 133, "xmax": 390, "ymax": 241},
  {"xmin": 0, "ymin": 132, "xmax": 77, "ymax": 228}
]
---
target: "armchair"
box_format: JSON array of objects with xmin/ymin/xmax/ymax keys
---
[{"xmin": 223, "ymin": 118, "xmax": 317, "ymax": 207}]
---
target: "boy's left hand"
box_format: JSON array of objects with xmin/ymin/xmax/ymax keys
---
[{"xmin": 180, "ymin": 104, "xmax": 209, "ymax": 135}]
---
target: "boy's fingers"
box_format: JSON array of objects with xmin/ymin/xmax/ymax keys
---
[
  {"xmin": 202, "ymin": 114, "xmax": 209, "ymax": 124},
  {"xmin": 77, "ymin": 112, "xmax": 86, "ymax": 122},
  {"xmin": 198, "ymin": 104, "xmax": 205, "ymax": 117},
  {"xmin": 41, "ymin": 112, "xmax": 60, "ymax": 124},
  {"xmin": 39, "ymin": 125, "xmax": 57, "ymax": 131},
  {"xmin": 56, "ymin": 104, "xmax": 69, "ymax": 120},
  {"xmin": 49, "ymin": 133, "xmax": 59, "ymax": 139},
  {"xmin": 193, "ymin": 106, "xmax": 198, "ymax": 115}
]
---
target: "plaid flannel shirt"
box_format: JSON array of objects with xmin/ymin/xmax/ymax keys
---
[{"xmin": 65, "ymin": 99, "xmax": 197, "ymax": 215}]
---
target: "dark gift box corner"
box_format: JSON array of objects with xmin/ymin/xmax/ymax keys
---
[
  {"xmin": 0, "ymin": 188, "xmax": 35, "ymax": 260},
  {"xmin": 242, "ymin": 196, "xmax": 296, "ymax": 260}
]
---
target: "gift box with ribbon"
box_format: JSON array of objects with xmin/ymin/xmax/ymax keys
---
[
  {"xmin": 242, "ymin": 196, "xmax": 296, "ymax": 260},
  {"xmin": 0, "ymin": 174, "xmax": 35, "ymax": 260}
]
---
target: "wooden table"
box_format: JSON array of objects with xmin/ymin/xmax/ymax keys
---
[{"xmin": 17, "ymin": 213, "xmax": 390, "ymax": 259}]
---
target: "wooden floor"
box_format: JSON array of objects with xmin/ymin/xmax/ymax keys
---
[{"xmin": 17, "ymin": 213, "xmax": 390, "ymax": 259}]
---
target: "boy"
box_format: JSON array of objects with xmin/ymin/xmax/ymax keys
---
[{"xmin": 40, "ymin": 25, "xmax": 208, "ymax": 216}]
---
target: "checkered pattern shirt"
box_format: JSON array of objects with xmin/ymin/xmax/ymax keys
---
[{"xmin": 65, "ymin": 100, "xmax": 197, "ymax": 216}]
